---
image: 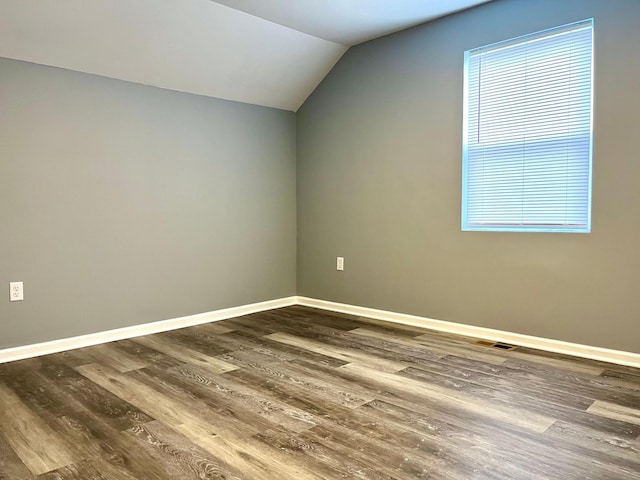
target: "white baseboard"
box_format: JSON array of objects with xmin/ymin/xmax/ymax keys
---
[
  {"xmin": 297, "ymin": 296, "xmax": 640, "ymax": 369},
  {"xmin": 0, "ymin": 296, "xmax": 297, "ymax": 364},
  {"xmin": 2, "ymin": 295, "xmax": 638, "ymax": 369}
]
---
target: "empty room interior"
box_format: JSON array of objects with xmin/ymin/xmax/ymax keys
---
[{"xmin": 2, "ymin": 0, "xmax": 640, "ymax": 478}]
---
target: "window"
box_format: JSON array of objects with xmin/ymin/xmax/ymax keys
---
[{"xmin": 462, "ymin": 19, "xmax": 594, "ymax": 232}]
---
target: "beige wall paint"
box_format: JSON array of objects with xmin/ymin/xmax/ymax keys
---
[
  {"xmin": 297, "ymin": 0, "xmax": 640, "ymax": 353},
  {"xmin": 0, "ymin": 58, "xmax": 297, "ymax": 349}
]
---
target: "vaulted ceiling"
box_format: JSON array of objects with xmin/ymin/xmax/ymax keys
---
[{"xmin": 0, "ymin": 0, "xmax": 492, "ymax": 111}]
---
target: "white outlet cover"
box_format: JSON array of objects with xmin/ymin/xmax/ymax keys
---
[
  {"xmin": 10, "ymin": 281, "xmax": 23, "ymax": 301},
  {"xmin": 337, "ymin": 257, "xmax": 344, "ymax": 271}
]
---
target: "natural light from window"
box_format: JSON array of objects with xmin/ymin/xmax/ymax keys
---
[{"xmin": 462, "ymin": 19, "xmax": 594, "ymax": 233}]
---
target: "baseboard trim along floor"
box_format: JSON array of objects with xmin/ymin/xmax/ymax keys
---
[
  {"xmin": 1, "ymin": 295, "xmax": 639, "ymax": 368},
  {"xmin": 0, "ymin": 296, "xmax": 297, "ymax": 364},
  {"xmin": 296, "ymin": 297, "xmax": 640, "ymax": 369}
]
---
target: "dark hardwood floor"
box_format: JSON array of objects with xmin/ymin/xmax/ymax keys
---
[{"xmin": 1, "ymin": 305, "xmax": 639, "ymax": 479}]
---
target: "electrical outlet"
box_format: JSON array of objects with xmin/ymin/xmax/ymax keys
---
[
  {"xmin": 337, "ymin": 257, "xmax": 344, "ymax": 271},
  {"xmin": 10, "ymin": 282, "xmax": 24, "ymax": 301}
]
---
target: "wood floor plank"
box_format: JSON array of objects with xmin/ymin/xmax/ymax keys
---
[
  {"xmin": 253, "ymin": 428, "xmax": 396, "ymax": 480},
  {"xmin": 307, "ymin": 398, "xmax": 518, "ymax": 480},
  {"xmin": 272, "ymin": 306, "xmax": 371, "ymax": 330},
  {"xmin": 431, "ymin": 352, "xmax": 640, "ymax": 417},
  {"xmin": 225, "ymin": 358, "xmax": 377, "ymax": 410},
  {"xmin": 0, "ymin": 429, "xmax": 35, "ymax": 479},
  {"xmin": 216, "ymin": 344, "xmax": 299, "ymax": 366},
  {"xmin": 36, "ymin": 461, "xmax": 108, "ymax": 480},
  {"xmin": 160, "ymin": 363, "xmax": 318, "ymax": 432},
  {"xmin": 400, "ymin": 354, "xmax": 595, "ymax": 410},
  {"xmin": 266, "ymin": 332, "xmax": 407, "ymax": 372},
  {"xmin": 439, "ymin": 356, "xmax": 640, "ymax": 439},
  {"xmin": 75, "ymin": 363, "xmax": 223, "ymax": 441},
  {"xmin": 545, "ymin": 420, "xmax": 640, "ymax": 470},
  {"xmin": 261, "ymin": 367, "xmax": 541, "ymax": 479},
  {"xmin": 238, "ymin": 309, "xmax": 368, "ymax": 333},
  {"xmin": 0, "ymin": 383, "xmax": 76, "ymax": 476},
  {"xmin": 132, "ymin": 335, "xmax": 239, "ymax": 374},
  {"xmin": 350, "ymin": 317, "xmax": 437, "ymax": 337},
  {"xmin": 316, "ymin": 325, "xmax": 444, "ymax": 359},
  {"xmin": 411, "ymin": 332, "xmax": 509, "ymax": 366},
  {"xmin": 126, "ymin": 366, "xmax": 295, "ymax": 437},
  {"xmin": 42, "ymin": 348, "xmax": 98, "ymax": 369},
  {"xmin": 186, "ymin": 328, "xmax": 255, "ymax": 354},
  {"xmin": 109, "ymin": 338, "xmax": 185, "ymax": 370},
  {"xmin": 0, "ymin": 364, "xmax": 170, "ymax": 480},
  {"xmin": 76, "ymin": 363, "xmax": 325, "ymax": 480},
  {"xmin": 296, "ymin": 324, "xmax": 447, "ymax": 369},
  {"xmin": 396, "ymin": 365, "xmax": 640, "ymax": 441},
  {"xmin": 189, "ymin": 427, "xmax": 326, "ymax": 480},
  {"xmin": 344, "ymin": 325, "xmax": 507, "ymax": 367},
  {"xmin": 361, "ymin": 399, "xmax": 634, "ymax": 480},
  {"xmin": 305, "ymin": 422, "xmax": 475, "ymax": 480},
  {"xmin": 35, "ymin": 359, "xmax": 154, "ymax": 431},
  {"xmin": 50, "ymin": 398, "xmax": 188, "ymax": 480},
  {"xmin": 399, "ymin": 365, "xmax": 592, "ymax": 415},
  {"xmin": 167, "ymin": 423, "xmax": 322, "ymax": 480},
  {"xmin": 124, "ymin": 421, "xmax": 247, "ymax": 480},
  {"xmin": 352, "ymin": 400, "xmax": 542, "ymax": 480},
  {"xmin": 217, "ymin": 330, "xmax": 349, "ymax": 367},
  {"xmin": 338, "ymin": 363, "xmax": 556, "ymax": 433},
  {"xmin": 154, "ymin": 329, "xmax": 234, "ymax": 358},
  {"xmin": 515, "ymin": 346, "xmax": 634, "ymax": 375},
  {"xmin": 587, "ymin": 401, "xmax": 640, "ymax": 426},
  {"xmin": 600, "ymin": 368, "xmax": 640, "ymax": 383},
  {"xmin": 506, "ymin": 350, "xmax": 606, "ymax": 376},
  {"xmin": 502, "ymin": 358, "xmax": 640, "ymax": 410},
  {"xmin": 85, "ymin": 343, "xmax": 148, "ymax": 372},
  {"xmin": 186, "ymin": 322, "xmax": 235, "ymax": 335}
]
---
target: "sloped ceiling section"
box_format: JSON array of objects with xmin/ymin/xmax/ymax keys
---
[
  {"xmin": 0, "ymin": 0, "xmax": 492, "ymax": 111},
  {"xmin": 0, "ymin": 0, "xmax": 347, "ymax": 111},
  {"xmin": 213, "ymin": 0, "xmax": 494, "ymax": 46}
]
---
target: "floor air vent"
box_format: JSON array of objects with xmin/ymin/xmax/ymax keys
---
[{"xmin": 476, "ymin": 340, "xmax": 516, "ymax": 351}]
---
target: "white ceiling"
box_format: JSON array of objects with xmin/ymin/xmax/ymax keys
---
[
  {"xmin": 0, "ymin": 0, "xmax": 492, "ymax": 111},
  {"xmin": 213, "ymin": 0, "xmax": 493, "ymax": 46}
]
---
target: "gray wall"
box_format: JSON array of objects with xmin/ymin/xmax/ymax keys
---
[
  {"xmin": 297, "ymin": 0, "xmax": 640, "ymax": 353},
  {"xmin": 1, "ymin": 58, "xmax": 296, "ymax": 349}
]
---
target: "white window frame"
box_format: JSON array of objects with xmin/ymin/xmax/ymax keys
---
[{"xmin": 461, "ymin": 19, "xmax": 594, "ymax": 233}]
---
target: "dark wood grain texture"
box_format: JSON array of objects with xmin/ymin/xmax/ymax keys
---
[{"xmin": 0, "ymin": 306, "xmax": 638, "ymax": 479}]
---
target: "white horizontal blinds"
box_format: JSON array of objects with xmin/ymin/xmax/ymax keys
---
[{"xmin": 464, "ymin": 20, "xmax": 593, "ymax": 230}]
